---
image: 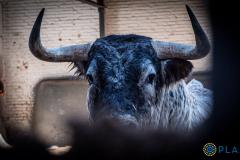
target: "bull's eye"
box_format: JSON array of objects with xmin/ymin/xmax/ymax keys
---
[
  {"xmin": 146, "ymin": 73, "xmax": 156, "ymax": 85},
  {"xmin": 86, "ymin": 74, "xmax": 94, "ymax": 85}
]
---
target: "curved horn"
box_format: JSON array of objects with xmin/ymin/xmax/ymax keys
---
[
  {"xmin": 151, "ymin": 5, "xmax": 210, "ymax": 60},
  {"xmin": 29, "ymin": 8, "xmax": 91, "ymax": 62}
]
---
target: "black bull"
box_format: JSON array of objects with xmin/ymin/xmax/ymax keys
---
[{"xmin": 29, "ymin": 5, "xmax": 212, "ymax": 131}]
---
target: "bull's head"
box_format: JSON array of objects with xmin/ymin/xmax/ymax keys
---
[{"xmin": 29, "ymin": 5, "xmax": 210, "ymax": 128}]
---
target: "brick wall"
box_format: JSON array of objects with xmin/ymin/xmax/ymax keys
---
[
  {"xmin": 105, "ymin": 0, "xmax": 212, "ymax": 72},
  {"xmin": 0, "ymin": 1, "xmax": 4, "ymax": 123},
  {"xmin": 0, "ymin": 0, "xmax": 99, "ymax": 131},
  {"xmin": 0, "ymin": 0, "xmax": 212, "ymax": 133},
  {"xmin": 0, "ymin": 2, "xmax": 2, "ymax": 92},
  {"xmin": 0, "ymin": 2, "xmax": 2, "ymax": 55}
]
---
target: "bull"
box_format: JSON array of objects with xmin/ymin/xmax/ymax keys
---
[{"xmin": 29, "ymin": 5, "xmax": 212, "ymax": 131}]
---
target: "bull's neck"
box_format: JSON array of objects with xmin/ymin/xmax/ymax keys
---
[{"xmin": 155, "ymin": 79, "xmax": 212, "ymax": 131}]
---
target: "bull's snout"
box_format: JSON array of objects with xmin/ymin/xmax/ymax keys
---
[
  {"xmin": 113, "ymin": 114, "xmax": 138, "ymax": 128},
  {"xmin": 94, "ymin": 113, "xmax": 139, "ymax": 128}
]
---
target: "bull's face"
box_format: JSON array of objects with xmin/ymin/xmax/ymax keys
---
[
  {"xmin": 86, "ymin": 35, "xmax": 157, "ymax": 126},
  {"xmin": 29, "ymin": 6, "xmax": 210, "ymax": 127},
  {"xmin": 78, "ymin": 35, "xmax": 193, "ymax": 127}
]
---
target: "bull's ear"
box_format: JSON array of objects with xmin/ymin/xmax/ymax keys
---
[{"xmin": 159, "ymin": 59, "xmax": 193, "ymax": 85}]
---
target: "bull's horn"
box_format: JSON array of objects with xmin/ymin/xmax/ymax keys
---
[
  {"xmin": 29, "ymin": 8, "xmax": 91, "ymax": 62},
  {"xmin": 151, "ymin": 5, "xmax": 210, "ymax": 60}
]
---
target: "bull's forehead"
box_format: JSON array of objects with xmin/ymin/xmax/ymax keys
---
[
  {"xmin": 87, "ymin": 35, "xmax": 157, "ymax": 83},
  {"xmin": 89, "ymin": 34, "xmax": 155, "ymax": 57}
]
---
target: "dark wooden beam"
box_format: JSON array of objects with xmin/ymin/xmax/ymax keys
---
[
  {"xmin": 97, "ymin": 0, "xmax": 105, "ymax": 37},
  {"xmin": 77, "ymin": 0, "xmax": 105, "ymax": 8},
  {"xmin": 77, "ymin": 0, "xmax": 105, "ymax": 37}
]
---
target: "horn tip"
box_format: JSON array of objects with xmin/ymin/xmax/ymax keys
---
[
  {"xmin": 39, "ymin": 8, "xmax": 45, "ymax": 16},
  {"xmin": 185, "ymin": 5, "xmax": 192, "ymax": 15}
]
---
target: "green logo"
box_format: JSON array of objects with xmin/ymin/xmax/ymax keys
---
[{"xmin": 203, "ymin": 143, "xmax": 217, "ymax": 156}]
